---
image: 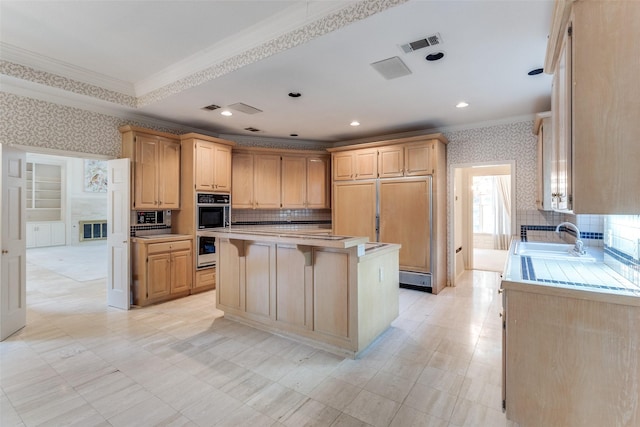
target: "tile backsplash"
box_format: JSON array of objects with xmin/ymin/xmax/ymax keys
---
[
  {"xmin": 604, "ymin": 215, "xmax": 640, "ymax": 287},
  {"xmin": 231, "ymin": 209, "xmax": 331, "ymax": 225}
]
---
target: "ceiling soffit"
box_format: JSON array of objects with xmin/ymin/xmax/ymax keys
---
[{"xmin": 0, "ymin": 0, "xmax": 409, "ymax": 109}]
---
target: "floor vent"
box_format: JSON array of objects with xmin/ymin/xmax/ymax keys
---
[{"xmin": 80, "ymin": 220, "xmax": 107, "ymax": 241}]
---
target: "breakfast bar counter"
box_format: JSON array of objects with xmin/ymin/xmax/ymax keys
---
[{"xmin": 209, "ymin": 230, "xmax": 401, "ymax": 358}]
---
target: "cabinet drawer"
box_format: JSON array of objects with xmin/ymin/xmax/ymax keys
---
[
  {"xmin": 195, "ymin": 268, "xmax": 216, "ymax": 289},
  {"xmin": 147, "ymin": 240, "xmax": 191, "ymax": 254}
]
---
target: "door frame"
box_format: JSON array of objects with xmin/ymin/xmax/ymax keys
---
[{"xmin": 450, "ymin": 160, "xmax": 516, "ymax": 285}]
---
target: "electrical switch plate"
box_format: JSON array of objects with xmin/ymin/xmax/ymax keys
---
[{"xmin": 379, "ymin": 267, "xmax": 384, "ymax": 282}]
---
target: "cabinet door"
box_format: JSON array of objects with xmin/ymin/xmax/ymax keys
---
[
  {"xmin": 378, "ymin": 146, "xmax": 404, "ymax": 178},
  {"xmin": 379, "ymin": 178, "xmax": 431, "ymax": 272},
  {"xmin": 195, "ymin": 141, "xmax": 215, "ymax": 191},
  {"xmin": 171, "ymin": 249, "xmax": 192, "ymax": 294},
  {"xmin": 554, "ymin": 29, "xmax": 572, "ymax": 211},
  {"xmin": 231, "ymin": 153, "xmax": 255, "ymax": 208},
  {"xmin": 281, "ymin": 156, "xmax": 307, "ymax": 209},
  {"xmin": 134, "ymin": 135, "xmax": 159, "ymax": 209},
  {"xmin": 147, "ymin": 253, "xmax": 171, "ymax": 300},
  {"xmin": 50, "ymin": 222, "xmax": 65, "ymax": 246},
  {"xmin": 159, "ymin": 140, "xmax": 180, "ymax": 209},
  {"xmin": 333, "ymin": 181, "xmax": 376, "ymax": 242},
  {"xmin": 254, "ymin": 155, "xmax": 281, "ymax": 208},
  {"xmin": 354, "ymin": 149, "xmax": 377, "ymax": 180},
  {"xmin": 306, "ymin": 157, "xmax": 329, "ymax": 209},
  {"xmin": 405, "ymin": 142, "xmax": 433, "ymax": 176},
  {"xmin": 333, "ymin": 152, "xmax": 354, "ymax": 181},
  {"xmin": 213, "ymin": 144, "xmax": 232, "ymax": 192}
]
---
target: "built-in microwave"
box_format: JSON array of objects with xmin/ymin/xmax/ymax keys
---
[{"xmin": 197, "ymin": 193, "xmax": 230, "ymax": 230}]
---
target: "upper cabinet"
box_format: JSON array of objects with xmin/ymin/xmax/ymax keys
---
[
  {"xmin": 333, "ymin": 149, "xmax": 377, "ymax": 181},
  {"xmin": 232, "ymin": 149, "xmax": 330, "ymax": 210},
  {"xmin": 184, "ymin": 135, "xmax": 233, "ymax": 193},
  {"xmin": 533, "ymin": 112, "xmax": 554, "ymax": 211},
  {"xmin": 120, "ymin": 126, "xmax": 181, "ymax": 210},
  {"xmin": 332, "ymin": 137, "xmax": 438, "ymax": 182},
  {"xmin": 545, "ymin": 0, "xmax": 640, "ymax": 214}
]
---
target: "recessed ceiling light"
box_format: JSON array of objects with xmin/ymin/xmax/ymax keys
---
[
  {"xmin": 456, "ymin": 102, "xmax": 469, "ymax": 108},
  {"xmin": 290, "ymin": 133, "xmax": 299, "ymax": 137},
  {"xmin": 350, "ymin": 121, "xmax": 360, "ymax": 127},
  {"xmin": 288, "ymin": 92, "xmax": 302, "ymax": 98},
  {"xmin": 220, "ymin": 110, "xmax": 232, "ymax": 116},
  {"xmin": 527, "ymin": 68, "xmax": 544, "ymax": 76}
]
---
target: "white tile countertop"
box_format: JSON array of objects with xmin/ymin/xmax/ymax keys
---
[{"xmin": 502, "ymin": 238, "xmax": 640, "ymax": 306}]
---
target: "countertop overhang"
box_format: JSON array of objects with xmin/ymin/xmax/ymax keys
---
[
  {"xmin": 131, "ymin": 234, "xmax": 192, "ymax": 243},
  {"xmin": 208, "ymin": 229, "xmax": 369, "ymax": 249}
]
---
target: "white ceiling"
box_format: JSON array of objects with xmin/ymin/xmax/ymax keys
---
[{"xmin": 0, "ymin": 0, "xmax": 554, "ymax": 143}]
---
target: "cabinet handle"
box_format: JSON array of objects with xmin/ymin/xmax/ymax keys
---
[
  {"xmin": 1, "ymin": 250, "xmax": 8, "ymax": 254},
  {"xmin": 498, "ymin": 289, "xmax": 503, "ymax": 294}
]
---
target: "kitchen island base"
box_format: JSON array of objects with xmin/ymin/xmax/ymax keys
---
[{"xmin": 212, "ymin": 231, "xmax": 401, "ymax": 358}]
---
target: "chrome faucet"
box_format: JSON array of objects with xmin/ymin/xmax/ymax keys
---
[{"xmin": 555, "ymin": 222, "xmax": 586, "ymax": 255}]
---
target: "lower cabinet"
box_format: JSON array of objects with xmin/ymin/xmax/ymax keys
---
[
  {"xmin": 193, "ymin": 267, "xmax": 216, "ymax": 293},
  {"xmin": 26, "ymin": 221, "xmax": 65, "ymax": 248},
  {"xmin": 132, "ymin": 239, "xmax": 192, "ymax": 306}
]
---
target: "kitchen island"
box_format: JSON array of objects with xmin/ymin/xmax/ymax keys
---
[
  {"xmin": 209, "ymin": 230, "xmax": 401, "ymax": 358},
  {"xmin": 501, "ymin": 239, "xmax": 640, "ymax": 426}
]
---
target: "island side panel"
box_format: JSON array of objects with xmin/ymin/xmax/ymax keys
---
[
  {"xmin": 217, "ymin": 238, "xmax": 242, "ymax": 311},
  {"xmin": 357, "ymin": 249, "xmax": 400, "ymax": 352}
]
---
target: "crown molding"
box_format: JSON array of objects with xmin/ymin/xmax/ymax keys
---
[{"xmin": 0, "ymin": 42, "xmax": 135, "ymax": 96}]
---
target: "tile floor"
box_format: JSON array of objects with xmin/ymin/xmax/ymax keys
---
[{"xmin": 1, "ymin": 254, "xmax": 517, "ymax": 426}]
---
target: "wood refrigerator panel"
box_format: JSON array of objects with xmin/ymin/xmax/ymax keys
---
[
  {"xmin": 333, "ymin": 181, "xmax": 376, "ymax": 242},
  {"xmin": 379, "ymin": 178, "xmax": 431, "ymax": 273}
]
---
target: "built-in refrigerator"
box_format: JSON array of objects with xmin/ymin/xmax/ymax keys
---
[{"xmin": 334, "ymin": 176, "xmax": 434, "ymax": 291}]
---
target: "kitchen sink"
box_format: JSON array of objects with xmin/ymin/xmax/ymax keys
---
[{"xmin": 514, "ymin": 241, "xmax": 597, "ymax": 261}]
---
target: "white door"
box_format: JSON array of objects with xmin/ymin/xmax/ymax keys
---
[
  {"xmin": 107, "ymin": 159, "xmax": 130, "ymax": 310},
  {"xmin": 1, "ymin": 145, "xmax": 27, "ymax": 341}
]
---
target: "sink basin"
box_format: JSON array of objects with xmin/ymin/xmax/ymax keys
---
[{"xmin": 514, "ymin": 241, "xmax": 596, "ymax": 261}]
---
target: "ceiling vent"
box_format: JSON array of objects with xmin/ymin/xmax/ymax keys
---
[
  {"xmin": 370, "ymin": 56, "xmax": 412, "ymax": 80},
  {"xmin": 401, "ymin": 33, "xmax": 443, "ymax": 53},
  {"xmin": 244, "ymin": 127, "xmax": 261, "ymax": 132},
  {"xmin": 230, "ymin": 102, "xmax": 263, "ymax": 115},
  {"xmin": 202, "ymin": 104, "xmax": 221, "ymax": 111}
]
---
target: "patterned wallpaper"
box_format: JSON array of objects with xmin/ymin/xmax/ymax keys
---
[
  {"xmin": 443, "ymin": 119, "xmax": 538, "ymax": 283},
  {"xmin": 0, "ymin": 92, "xmax": 185, "ymax": 158},
  {"xmin": 0, "ymin": 61, "xmax": 137, "ymax": 107},
  {"xmin": 444, "ymin": 120, "xmax": 537, "ymax": 211}
]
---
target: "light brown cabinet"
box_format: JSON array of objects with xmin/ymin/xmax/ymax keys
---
[
  {"xmin": 120, "ymin": 126, "xmax": 181, "ymax": 210},
  {"xmin": 131, "ymin": 238, "xmax": 192, "ymax": 306},
  {"xmin": 281, "ymin": 155, "xmax": 330, "ymax": 209},
  {"xmin": 333, "ymin": 149, "xmax": 377, "ymax": 181},
  {"xmin": 335, "ymin": 141, "xmax": 434, "ymax": 180},
  {"xmin": 333, "ymin": 181, "xmax": 377, "ymax": 243},
  {"xmin": 194, "ymin": 267, "xmax": 216, "ymax": 293},
  {"xmin": 534, "ymin": 112, "xmax": 555, "ymax": 211},
  {"xmin": 501, "ymin": 282, "xmax": 640, "ymax": 426},
  {"xmin": 545, "ymin": 0, "xmax": 640, "ymax": 213},
  {"xmin": 194, "ymin": 140, "xmax": 232, "ymax": 192},
  {"xmin": 232, "ymin": 149, "xmax": 329, "ymax": 210},
  {"xmin": 329, "ymin": 134, "xmax": 447, "ymax": 294}
]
